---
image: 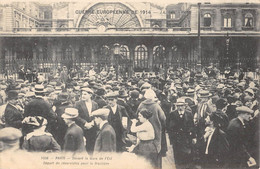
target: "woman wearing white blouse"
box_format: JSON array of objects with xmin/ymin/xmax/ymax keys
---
[{"xmin": 129, "ymin": 109, "xmax": 158, "ymax": 167}]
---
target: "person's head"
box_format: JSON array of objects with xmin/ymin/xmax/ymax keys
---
[
  {"xmin": 62, "ymin": 108, "xmax": 78, "ymax": 125},
  {"xmin": 92, "ymin": 108, "xmax": 110, "ymax": 127},
  {"xmin": 138, "ymin": 109, "xmax": 153, "ymax": 123},
  {"xmin": 81, "ymin": 88, "xmax": 93, "ymax": 101},
  {"xmin": 0, "ymin": 127, "xmax": 22, "ymax": 152},
  {"xmin": 236, "ymin": 106, "xmax": 254, "ymax": 122},
  {"xmin": 198, "ymin": 90, "xmax": 211, "ymax": 102},
  {"xmin": 106, "ymin": 92, "xmax": 118, "ymax": 107},
  {"xmin": 175, "ymin": 98, "xmax": 186, "ymax": 112},
  {"xmin": 33, "ymin": 84, "xmax": 46, "ymax": 97},
  {"xmin": 7, "ymin": 90, "xmax": 18, "ymax": 105},
  {"xmin": 215, "ymin": 98, "xmax": 228, "ymax": 111}
]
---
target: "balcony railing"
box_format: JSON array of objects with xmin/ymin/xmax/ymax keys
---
[{"xmin": 12, "ymin": 27, "xmax": 192, "ymax": 33}]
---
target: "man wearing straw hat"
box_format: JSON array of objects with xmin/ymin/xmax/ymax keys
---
[{"xmin": 167, "ymin": 98, "xmax": 195, "ymax": 168}]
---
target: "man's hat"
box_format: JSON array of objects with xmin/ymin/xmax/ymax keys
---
[
  {"xmin": 81, "ymin": 87, "xmax": 94, "ymax": 94},
  {"xmin": 215, "ymin": 98, "xmax": 227, "ymax": 110},
  {"xmin": 140, "ymin": 82, "xmax": 151, "ymax": 91},
  {"xmin": 105, "ymin": 92, "xmax": 118, "ymax": 98},
  {"xmin": 95, "ymin": 88, "xmax": 106, "ymax": 96},
  {"xmin": 175, "ymin": 98, "xmax": 186, "ymax": 106},
  {"xmin": 236, "ymin": 106, "xmax": 254, "ymax": 114},
  {"xmin": 245, "ymin": 88, "xmax": 254, "ymax": 97},
  {"xmin": 58, "ymin": 92, "xmax": 69, "ymax": 101},
  {"xmin": 92, "ymin": 108, "xmax": 110, "ymax": 118},
  {"xmin": 25, "ymin": 92, "xmax": 35, "ymax": 98},
  {"xmin": 62, "ymin": 108, "xmax": 79, "ymax": 119},
  {"xmin": 118, "ymin": 89, "xmax": 128, "ymax": 98},
  {"xmin": 130, "ymin": 90, "xmax": 139, "ymax": 99},
  {"xmin": 7, "ymin": 90, "xmax": 18, "ymax": 100},
  {"xmin": 198, "ymin": 90, "xmax": 212, "ymax": 98},
  {"xmin": 0, "ymin": 127, "xmax": 22, "ymax": 144},
  {"xmin": 33, "ymin": 84, "xmax": 46, "ymax": 93}
]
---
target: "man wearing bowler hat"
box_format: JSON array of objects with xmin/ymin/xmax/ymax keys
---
[
  {"xmin": 227, "ymin": 106, "xmax": 256, "ymax": 168},
  {"xmin": 62, "ymin": 108, "xmax": 85, "ymax": 152},
  {"xmin": 92, "ymin": 108, "xmax": 116, "ymax": 154},
  {"xmin": 23, "ymin": 85, "xmax": 56, "ymax": 135},
  {"xmin": 3, "ymin": 90, "xmax": 23, "ymax": 129},
  {"xmin": 74, "ymin": 87, "xmax": 98, "ymax": 154}
]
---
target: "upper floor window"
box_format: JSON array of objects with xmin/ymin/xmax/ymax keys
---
[
  {"xmin": 64, "ymin": 47, "xmax": 72, "ymax": 60},
  {"xmin": 244, "ymin": 13, "xmax": 253, "ymax": 27},
  {"xmin": 223, "ymin": 15, "xmax": 232, "ymax": 28},
  {"xmin": 204, "ymin": 13, "xmax": 211, "ymax": 27},
  {"xmin": 120, "ymin": 45, "xmax": 130, "ymax": 60},
  {"xmin": 170, "ymin": 12, "xmax": 176, "ymax": 19}
]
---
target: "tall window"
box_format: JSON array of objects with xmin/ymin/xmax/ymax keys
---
[
  {"xmin": 120, "ymin": 45, "xmax": 130, "ymax": 60},
  {"xmin": 170, "ymin": 11, "xmax": 176, "ymax": 19},
  {"xmin": 204, "ymin": 13, "xmax": 211, "ymax": 27},
  {"xmin": 223, "ymin": 15, "xmax": 232, "ymax": 28},
  {"xmin": 134, "ymin": 45, "xmax": 148, "ymax": 69},
  {"xmin": 64, "ymin": 47, "xmax": 72, "ymax": 60},
  {"xmin": 244, "ymin": 13, "xmax": 253, "ymax": 27},
  {"xmin": 0, "ymin": 9, "xmax": 3, "ymax": 30},
  {"xmin": 153, "ymin": 45, "xmax": 165, "ymax": 68}
]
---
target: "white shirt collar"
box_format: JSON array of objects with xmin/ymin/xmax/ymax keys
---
[
  {"xmin": 111, "ymin": 104, "xmax": 117, "ymax": 114},
  {"xmin": 237, "ymin": 116, "xmax": 245, "ymax": 126}
]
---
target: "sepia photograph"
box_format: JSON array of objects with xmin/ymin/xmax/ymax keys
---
[{"xmin": 0, "ymin": 0, "xmax": 259, "ymax": 168}]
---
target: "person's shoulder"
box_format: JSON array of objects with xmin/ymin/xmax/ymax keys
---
[{"xmin": 228, "ymin": 118, "xmax": 240, "ymax": 129}]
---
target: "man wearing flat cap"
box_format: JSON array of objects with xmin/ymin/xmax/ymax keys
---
[
  {"xmin": 92, "ymin": 108, "xmax": 116, "ymax": 154},
  {"xmin": 75, "ymin": 87, "xmax": 98, "ymax": 154},
  {"xmin": 105, "ymin": 91, "xmax": 128, "ymax": 152},
  {"xmin": 3, "ymin": 90, "xmax": 23, "ymax": 129},
  {"xmin": 62, "ymin": 108, "xmax": 85, "ymax": 152},
  {"xmin": 227, "ymin": 106, "xmax": 256, "ymax": 168},
  {"xmin": 0, "ymin": 127, "xmax": 22, "ymax": 152}
]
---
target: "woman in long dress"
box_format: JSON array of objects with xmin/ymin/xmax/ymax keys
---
[{"xmin": 130, "ymin": 109, "xmax": 158, "ymax": 167}]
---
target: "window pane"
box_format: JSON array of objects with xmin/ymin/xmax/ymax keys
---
[
  {"xmin": 224, "ymin": 18, "xmax": 227, "ymax": 27},
  {"xmin": 228, "ymin": 18, "xmax": 231, "ymax": 27}
]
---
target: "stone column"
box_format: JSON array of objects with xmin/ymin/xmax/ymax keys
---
[
  {"xmin": 147, "ymin": 45, "xmax": 153, "ymax": 71},
  {"xmin": 256, "ymin": 9, "xmax": 260, "ymax": 31},
  {"xmin": 235, "ymin": 8, "xmax": 242, "ymax": 31},
  {"xmin": 214, "ymin": 8, "xmax": 221, "ymax": 31}
]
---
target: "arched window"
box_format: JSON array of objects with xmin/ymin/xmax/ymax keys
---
[
  {"xmin": 120, "ymin": 45, "xmax": 130, "ymax": 60},
  {"xmin": 204, "ymin": 13, "xmax": 211, "ymax": 27},
  {"xmin": 153, "ymin": 45, "xmax": 165, "ymax": 69},
  {"xmin": 245, "ymin": 13, "xmax": 253, "ymax": 27},
  {"xmin": 100, "ymin": 45, "xmax": 110, "ymax": 56},
  {"xmin": 134, "ymin": 45, "xmax": 148, "ymax": 69},
  {"xmin": 64, "ymin": 47, "xmax": 72, "ymax": 60}
]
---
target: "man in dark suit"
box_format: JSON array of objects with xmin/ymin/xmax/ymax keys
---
[
  {"xmin": 105, "ymin": 92, "xmax": 128, "ymax": 152},
  {"xmin": 4, "ymin": 90, "xmax": 23, "ymax": 129},
  {"xmin": 92, "ymin": 108, "xmax": 116, "ymax": 154},
  {"xmin": 23, "ymin": 85, "xmax": 57, "ymax": 135},
  {"xmin": 167, "ymin": 98, "xmax": 195, "ymax": 168},
  {"xmin": 201, "ymin": 113, "xmax": 230, "ymax": 168},
  {"xmin": 62, "ymin": 108, "xmax": 85, "ymax": 152},
  {"xmin": 75, "ymin": 88, "xmax": 98, "ymax": 154},
  {"xmin": 54, "ymin": 92, "xmax": 73, "ymax": 148},
  {"xmin": 227, "ymin": 106, "xmax": 256, "ymax": 168},
  {"xmin": 93, "ymin": 88, "xmax": 107, "ymax": 108}
]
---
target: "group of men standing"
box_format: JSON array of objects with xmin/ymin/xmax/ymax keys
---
[{"xmin": 0, "ymin": 65, "xmax": 259, "ymax": 169}]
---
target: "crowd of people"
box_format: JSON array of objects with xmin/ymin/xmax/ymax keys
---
[{"xmin": 0, "ymin": 64, "xmax": 259, "ymax": 169}]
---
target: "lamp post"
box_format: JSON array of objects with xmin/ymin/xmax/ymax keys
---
[
  {"xmin": 197, "ymin": 2, "xmax": 202, "ymax": 72},
  {"xmin": 113, "ymin": 43, "xmax": 121, "ymax": 80}
]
